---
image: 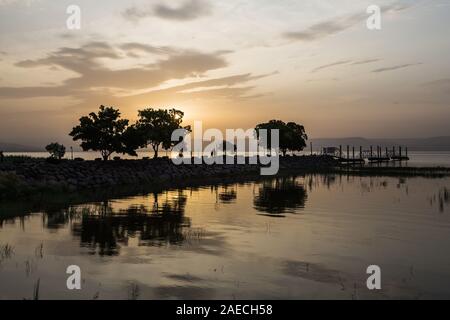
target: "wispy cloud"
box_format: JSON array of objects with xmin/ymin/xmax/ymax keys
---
[
  {"xmin": 423, "ymin": 78, "xmax": 450, "ymax": 87},
  {"xmin": 311, "ymin": 58, "xmax": 380, "ymax": 73},
  {"xmin": 351, "ymin": 59, "xmax": 381, "ymax": 65},
  {"xmin": 154, "ymin": 0, "xmax": 212, "ymax": 21},
  {"xmin": 311, "ymin": 60, "xmax": 352, "ymax": 73},
  {"xmin": 372, "ymin": 63, "xmax": 422, "ymax": 73},
  {"xmin": 423, "ymin": 78, "xmax": 450, "ymax": 94},
  {"xmin": 123, "ymin": 0, "xmax": 212, "ymax": 22},
  {"xmin": 284, "ymin": 3, "xmax": 411, "ymax": 42}
]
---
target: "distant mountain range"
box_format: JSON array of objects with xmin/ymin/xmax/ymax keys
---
[
  {"xmin": 0, "ymin": 142, "xmax": 42, "ymax": 152},
  {"xmin": 310, "ymin": 136, "xmax": 450, "ymax": 151}
]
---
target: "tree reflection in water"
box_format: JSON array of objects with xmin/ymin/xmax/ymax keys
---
[
  {"xmin": 253, "ymin": 176, "xmax": 308, "ymax": 216},
  {"xmin": 210, "ymin": 184, "xmax": 238, "ymax": 205},
  {"xmin": 68, "ymin": 190, "xmax": 190, "ymax": 256}
]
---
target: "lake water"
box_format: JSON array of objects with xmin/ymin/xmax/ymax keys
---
[{"xmin": 1, "ymin": 174, "xmax": 450, "ymax": 299}]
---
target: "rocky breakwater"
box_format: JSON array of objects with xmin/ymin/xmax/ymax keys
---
[{"xmin": 0, "ymin": 155, "xmax": 338, "ymax": 198}]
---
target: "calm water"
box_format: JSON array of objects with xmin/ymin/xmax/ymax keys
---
[{"xmin": 1, "ymin": 174, "xmax": 450, "ymax": 300}]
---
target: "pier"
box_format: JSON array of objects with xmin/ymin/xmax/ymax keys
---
[{"xmin": 321, "ymin": 145, "xmax": 410, "ymax": 164}]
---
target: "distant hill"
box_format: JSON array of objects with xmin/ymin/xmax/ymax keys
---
[
  {"xmin": 310, "ymin": 136, "xmax": 450, "ymax": 151},
  {"xmin": 0, "ymin": 142, "xmax": 42, "ymax": 152}
]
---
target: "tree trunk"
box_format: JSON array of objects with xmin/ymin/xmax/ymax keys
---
[{"xmin": 153, "ymin": 145, "xmax": 159, "ymax": 159}]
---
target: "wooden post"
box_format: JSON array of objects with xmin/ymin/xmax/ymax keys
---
[
  {"xmin": 370, "ymin": 146, "xmax": 373, "ymax": 157},
  {"xmin": 393, "ymin": 146, "xmax": 396, "ymax": 157},
  {"xmin": 310, "ymin": 142, "xmax": 313, "ymax": 156},
  {"xmin": 399, "ymin": 146, "xmax": 402, "ymax": 157},
  {"xmin": 406, "ymin": 147, "xmax": 408, "ymax": 157},
  {"xmin": 347, "ymin": 145, "xmax": 349, "ymax": 160},
  {"xmin": 352, "ymin": 146, "xmax": 355, "ymax": 160},
  {"xmin": 386, "ymin": 147, "xmax": 388, "ymax": 158},
  {"xmin": 340, "ymin": 145, "xmax": 342, "ymax": 158},
  {"xmin": 360, "ymin": 146, "xmax": 363, "ymax": 159}
]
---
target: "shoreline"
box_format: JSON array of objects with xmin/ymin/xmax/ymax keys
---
[{"xmin": 1, "ymin": 155, "xmax": 450, "ymax": 200}]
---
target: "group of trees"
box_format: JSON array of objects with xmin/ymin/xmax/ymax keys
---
[
  {"xmin": 63, "ymin": 105, "xmax": 308, "ymax": 161},
  {"xmin": 69, "ymin": 105, "xmax": 190, "ymax": 161}
]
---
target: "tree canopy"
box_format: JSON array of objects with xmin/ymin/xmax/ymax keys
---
[
  {"xmin": 255, "ymin": 120, "xmax": 308, "ymax": 156},
  {"xmin": 69, "ymin": 105, "xmax": 136, "ymax": 160},
  {"xmin": 136, "ymin": 108, "xmax": 191, "ymax": 158}
]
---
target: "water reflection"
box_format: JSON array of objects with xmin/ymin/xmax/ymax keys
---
[
  {"xmin": 429, "ymin": 187, "xmax": 450, "ymax": 213},
  {"xmin": 253, "ymin": 176, "xmax": 308, "ymax": 216},
  {"xmin": 69, "ymin": 191, "xmax": 190, "ymax": 255},
  {"xmin": 1, "ymin": 174, "xmax": 450, "ymax": 299}
]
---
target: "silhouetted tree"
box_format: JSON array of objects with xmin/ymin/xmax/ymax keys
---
[
  {"xmin": 45, "ymin": 142, "xmax": 66, "ymax": 160},
  {"xmin": 136, "ymin": 108, "xmax": 191, "ymax": 158},
  {"xmin": 285, "ymin": 122, "xmax": 308, "ymax": 154},
  {"xmin": 69, "ymin": 105, "xmax": 136, "ymax": 161},
  {"xmin": 255, "ymin": 120, "xmax": 308, "ymax": 156}
]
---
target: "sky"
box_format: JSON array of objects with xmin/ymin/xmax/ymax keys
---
[{"xmin": 0, "ymin": 0, "xmax": 449, "ymax": 147}]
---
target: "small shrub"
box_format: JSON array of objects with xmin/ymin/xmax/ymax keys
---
[{"xmin": 45, "ymin": 142, "xmax": 66, "ymax": 160}]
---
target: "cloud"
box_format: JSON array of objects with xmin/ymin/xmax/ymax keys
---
[
  {"xmin": 423, "ymin": 78, "xmax": 450, "ymax": 87},
  {"xmin": 372, "ymin": 63, "xmax": 422, "ymax": 73},
  {"xmin": 311, "ymin": 60, "xmax": 352, "ymax": 73},
  {"xmin": 2, "ymin": 41, "xmax": 229, "ymax": 98},
  {"xmin": 423, "ymin": 78, "xmax": 450, "ymax": 94},
  {"xmin": 119, "ymin": 72, "xmax": 276, "ymax": 104},
  {"xmin": 0, "ymin": 41, "xmax": 272, "ymax": 104},
  {"xmin": 123, "ymin": 0, "xmax": 212, "ymax": 22},
  {"xmin": 284, "ymin": 13, "xmax": 366, "ymax": 42},
  {"xmin": 122, "ymin": 6, "xmax": 152, "ymax": 22},
  {"xmin": 154, "ymin": 0, "xmax": 212, "ymax": 21},
  {"xmin": 351, "ymin": 59, "xmax": 381, "ymax": 65},
  {"xmin": 310, "ymin": 58, "xmax": 381, "ymax": 73},
  {"xmin": 284, "ymin": 3, "xmax": 411, "ymax": 42},
  {"xmin": 119, "ymin": 43, "xmax": 177, "ymax": 57}
]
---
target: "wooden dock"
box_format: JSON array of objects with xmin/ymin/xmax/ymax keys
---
[{"xmin": 321, "ymin": 145, "xmax": 410, "ymax": 164}]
